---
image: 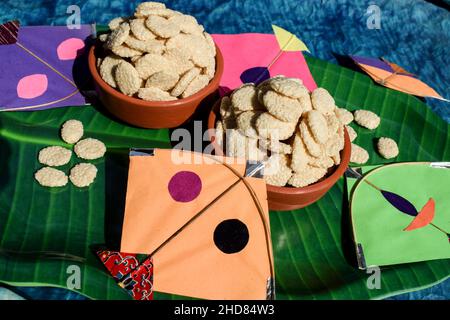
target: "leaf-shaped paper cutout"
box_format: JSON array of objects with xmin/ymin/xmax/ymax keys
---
[
  {"xmin": 272, "ymin": 25, "xmax": 310, "ymax": 52},
  {"xmin": 57, "ymin": 37, "xmax": 85, "ymax": 60},
  {"xmin": 381, "ymin": 190, "xmax": 418, "ymax": 216},
  {"xmin": 16, "ymin": 74, "xmax": 48, "ymax": 99},
  {"xmin": 240, "ymin": 66, "xmax": 270, "ymax": 85},
  {"xmin": 0, "ymin": 20, "xmax": 19, "ymax": 45},
  {"xmin": 404, "ymin": 198, "xmax": 435, "ymax": 231}
]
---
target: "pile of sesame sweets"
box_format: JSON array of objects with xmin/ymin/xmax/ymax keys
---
[
  {"xmin": 97, "ymin": 1, "xmax": 216, "ymax": 101},
  {"xmin": 34, "ymin": 120, "xmax": 106, "ymax": 188},
  {"xmin": 215, "ymin": 76, "xmax": 399, "ymax": 188},
  {"xmin": 215, "ymin": 76, "xmax": 347, "ymax": 188}
]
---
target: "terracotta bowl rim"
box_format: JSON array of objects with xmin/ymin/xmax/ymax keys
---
[
  {"xmin": 207, "ymin": 99, "xmax": 351, "ymax": 195},
  {"xmin": 88, "ymin": 42, "xmax": 224, "ymax": 108}
]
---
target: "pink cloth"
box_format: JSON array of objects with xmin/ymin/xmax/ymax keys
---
[{"xmin": 212, "ymin": 33, "xmax": 317, "ymax": 94}]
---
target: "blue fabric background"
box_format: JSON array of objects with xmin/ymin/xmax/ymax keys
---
[{"xmin": 0, "ymin": 0, "xmax": 448, "ymax": 300}]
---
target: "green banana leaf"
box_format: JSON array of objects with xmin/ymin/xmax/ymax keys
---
[{"xmin": 0, "ymin": 55, "xmax": 449, "ymax": 300}]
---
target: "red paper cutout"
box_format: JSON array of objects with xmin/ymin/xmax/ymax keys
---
[
  {"xmin": 97, "ymin": 249, "xmax": 153, "ymax": 300},
  {"xmin": 404, "ymin": 198, "xmax": 435, "ymax": 231}
]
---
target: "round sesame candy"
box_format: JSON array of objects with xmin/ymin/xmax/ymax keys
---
[
  {"xmin": 145, "ymin": 71, "xmax": 179, "ymax": 91},
  {"xmin": 305, "ymin": 110, "xmax": 329, "ymax": 144},
  {"xmin": 263, "ymin": 154, "xmax": 292, "ymax": 187},
  {"xmin": 170, "ymin": 67, "xmax": 201, "ymax": 97},
  {"xmin": 145, "ymin": 15, "xmax": 180, "ymax": 39},
  {"xmin": 291, "ymin": 133, "xmax": 311, "ymax": 172},
  {"xmin": 166, "ymin": 33, "xmax": 213, "ymax": 67},
  {"xmin": 110, "ymin": 44, "xmax": 142, "ymax": 58},
  {"xmin": 350, "ymin": 143, "xmax": 369, "ymax": 164},
  {"xmin": 311, "ymin": 87, "xmax": 336, "ymax": 115},
  {"xmin": 255, "ymin": 112, "xmax": 296, "ymax": 140},
  {"xmin": 35, "ymin": 167, "xmax": 68, "ymax": 187},
  {"xmin": 60, "ymin": 119, "xmax": 84, "ymax": 144},
  {"xmin": 130, "ymin": 18, "xmax": 156, "ymax": 40},
  {"xmin": 163, "ymin": 48, "xmax": 195, "ymax": 76},
  {"xmin": 106, "ymin": 22, "xmax": 130, "ymax": 49},
  {"xmin": 236, "ymin": 111, "xmax": 263, "ymax": 139},
  {"xmin": 69, "ymin": 163, "xmax": 98, "ymax": 188},
  {"xmin": 99, "ymin": 55, "xmax": 122, "ymax": 88},
  {"xmin": 181, "ymin": 74, "xmax": 210, "ymax": 98},
  {"xmin": 108, "ymin": 17, "xmax": 128, "ymax": 30},
  {"xmin": 136, "ymin": 8, "xmax": 178, "ymax": 19},
  {"xmin": 354, "ymin": 109, "xmax": 380, "ymax": 130},
  {"xmin": 115, "ymin": 61, "xmax": 141, "ymax": 96},
  {"xmin": 335, "ymin": 107, "xmax": 354, "ymax": 125},
  {"xmin": 231, "ymin": 84, "xmax": 259, "ymax": 112},
  {"xmin": 288, "ymin": 165, "xmax": 327, "ymax": 188},
  {"xmin": 124, "ymin": 36, "xmax": 164, "ymax": 54},
  {"xmin": 377, "ymin": 137, "xmax": 399, "ymax": 159},
  {"xmin": 299, "ymin": 120, "xmax": 323, "ymax": 157},
  {"xmin": 134, "ymin": 53, "xmax": 171, "ymax": 79},
  {"xmin": 135, "ymin": 1, "xmax": 166, "ymax": 13},
  {"xmin": 74, "ymin": 138, "xmax": 106, "ymax": 160},
  {"xmin": 263, "ymin": 90, "xmax": 303, "ymax": 123},
  {"xmin": 138, "ymin": 87, "xmax": 177, "ymax": 101},
  {"xmin": 269, "ymin": 77, "xmax": 309, "ymax": 99},
  {"xmin": 169, "ymin": 14, "xmax": 204, "ymax": 34},
  {"xmin": 38, "ymin": 146, "xmax": 72, "ymax": 167}
]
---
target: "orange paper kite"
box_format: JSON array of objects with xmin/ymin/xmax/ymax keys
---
[
  {"xmin": 351, "ymin": 55, "xmax": 448, "ymax": 101},
  {"xmin": 119, "ymin": 149, "xmax": 274, "ymax": 300}
]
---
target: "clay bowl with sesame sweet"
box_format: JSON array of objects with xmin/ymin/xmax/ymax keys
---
[
  {"xmin": 88, "ymin": 43, "xmax": 224, "ymax": 129},
  {"xmin": 207, "ymin": 99, "xmax": 351, "ymax": 211}
]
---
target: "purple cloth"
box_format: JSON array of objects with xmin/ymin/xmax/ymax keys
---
[{"xmin": 0, "ymin": 25, "xmax": 92, "ymax": 111}]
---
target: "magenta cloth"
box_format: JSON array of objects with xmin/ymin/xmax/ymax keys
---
[
  {"xmin": 211, "ymin": 33, "xmax": 317, "ymax": 95},
  {"xmin": 0, "ymin": 25, "xmax": 91, "ymax": 111}
]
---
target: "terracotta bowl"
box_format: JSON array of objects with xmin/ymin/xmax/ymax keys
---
[
  {"xmin": 88, "ymin": 43, "xmax": 224, "ymax": 129},
  {"xmin": 207, "ymin": 100, "xmax": 351, "ymax": 211}
]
